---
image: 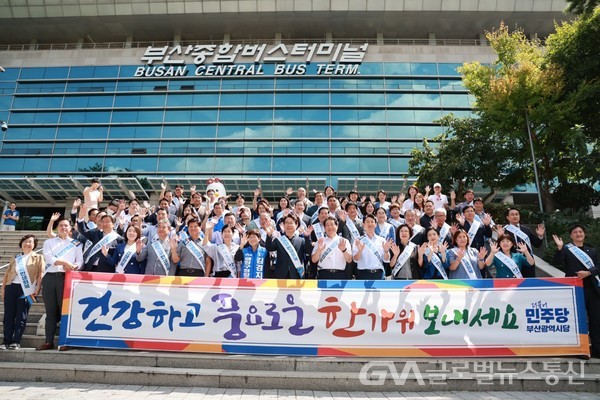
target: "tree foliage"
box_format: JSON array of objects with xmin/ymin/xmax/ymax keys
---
[{"xmin": 565, "ymin": 0, "xmax": 599, "ymax": 15}]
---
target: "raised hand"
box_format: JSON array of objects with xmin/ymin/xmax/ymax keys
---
[
  {"xmin": 516, "ymin": 242, "xmax": 530, "ymax": 254},
  {"xmin": 286, "ymin": 187, "xmax": 293, "ymax": 196},
  {"xmin": 317, "ymin": 237, "xmax": 326, "ymax": 252},
  {"xmin": 160, "ymin": 182, "xmax": 166, "ymax": 191},
  {"xmin": 418, "ymin": 243, "xmax": 427, "ymax": 258},
  {"xmin": 205, "ymin": 219, "xmax": 215, "ymax": 232},
  {"xmin": 136, "ymin": 238, "xmax": 144, "ymax": 253},
  {"xmin": 73, "ymin": 198, "xmax": 81, "ymax": 208},
  {"xmin": 439, "ymin": 242, "xmax": 448, "ymax": 254},
  {"xmin": 254, "ymin": 188, "xmax": 261, "ymax": 198},
  {"xmin": 360, "ymin": 196, "xmax": 367, "ymax": 203},
  {"xmin": 489, "ymin": 242, "xmax": 499, "ymax": 254},
  {"xmin": 383, "ymin": 238, "xmax": 393, "ymax": 253},
  {"xmin": 536, "ymin": 223, "xmax": 545, "ymax": 237},
  {"xmin": 450, "ymin": 191, "xmax": 456, "ymax": 200},
  {"xmin": 240, "ymin": 234, "xmax": 248, "ymax": 248},
  {"xmin": 483, "ymin": 213, "xmax": 492, "ymax": 226},
  {"xmin": 450, "ymin": 223, "xmax": 459, "ymax": 235},
  {"xmin": 235, "ymin": 223, "xmax": 244, "ymax": 234},
  {"xmin": 190, "ymin": 185, "xmax": 196, "ymax": 192},
  {"xmin": 552, "ymin": 234, "xmax": 564, "ymax": 250},
  {"xmin": 304, "ymin": 225, "xmax": 314, "ymax": 237},
  {"xmin": 495, "ymin": 225, "xmax": 505, "ymax": 237},
  {"xmin": 337, "ymin": 210, "xmax": 347, "ymax": 222},
  {"xmin": 354, "ymin": 239, "xmax": 364, "ymax": 252},
  {"xmin": 369, "ymin": 195, "xmax": 376, "ymax": 203},
  {"xmin": 390, "ymin": 243, "xmax": 400, "ymax": 256},
  {"xmin": 100, "ymin": 245, "xmax": 109, "ymax": 257},
  {"xmin": 50, "ymin": 212, "xmax": 61, "ymax": 222},
  {"xmin": 456, "ymin": 248, "xmax": 465, "ymax": 260},
  {"xmin": 391, "ymin": 195, "xmax": 398, "ymax": 204},
  {"xmin": 456, "ymin": 213, "xmax": 465, "ymax": 226},
  {"xmin": 478, "ymin": 247, "xmax": 487, "ymax": 260},
  {"xmin": 398, "ymin": 193, "xmax": 406, "ymax": 203},
  {"xmin": 338, "ymin": 239, "xmax": 346, "ymax": 251}
]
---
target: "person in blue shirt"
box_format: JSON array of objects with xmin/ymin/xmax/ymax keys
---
[
  {"xmin": 2, "ymin": 202, "xmax": 19, "ymax": 231},
  {"xmin": 235, "ymin": 229, "xmax": 270, "ymax": 279}
]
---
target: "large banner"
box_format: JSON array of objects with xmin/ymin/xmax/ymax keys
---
[{"xmin": 60, "ymin": 272, "xmax": 589, "ymax": 357}]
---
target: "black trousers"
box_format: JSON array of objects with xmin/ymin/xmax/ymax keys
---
[
  {"xmin": 355, "ymin": 269, "xmax": 385, "ymax": 280},
  {"xmin": 317, "ymin": 269, "xmax": 346, "ymax": 280},
  {"xmin": 584, "ymin": 285, "xmax": 600, "ymax": 357},
  {"xmin": 3, "ymin": 283, "xmax": 31, "ymax": 345},
  {"xmin": 176, "ymin": 268, "xmax": 205, "ymax": 277},
  {"xmin": 42, "ymin": 272, "xmax": 65, "ymax": 344}
]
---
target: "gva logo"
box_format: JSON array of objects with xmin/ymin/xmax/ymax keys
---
[{"xmin": 359, "ymin": 361, "xmax": 426, "ymax": 386}]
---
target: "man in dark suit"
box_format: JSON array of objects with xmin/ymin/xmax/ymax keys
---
[
  {"xmin": 553, "ymin": 225, "xmax": 599, "ymax": 358},
  {"xmin": 77, "ymin": 207, "xmax": 122, "ymax": 272},
  {"xmin": 265, "ymin": 214, "xmax": 313, "ymax": 279},
  {"xmin": 500, "ymin": 207, "xmax": 544, "ymax": 278}
]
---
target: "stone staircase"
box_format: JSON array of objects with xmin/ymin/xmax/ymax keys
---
[{"xmin": 0, "ymin": 230, "xmax": 49, "ymax": 271}]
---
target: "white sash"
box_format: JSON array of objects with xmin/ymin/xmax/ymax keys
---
[
  {"xmin": 346, "ymin": 218, "xmax": 361, "ymax": 242},
  {"xmin": 377, "ymin": 223, "xmax": 391, "ymax": 239},
  {"xmin": 452, "ymin": 248, "xmax": 478, "ymax": 279},
  {"xmin": 310, "ymin": 211, "xmax": 319, "ymax": 224},
  {"xmin": 44, "ymin": 240, "xmax": 81, "ymax": 275},
  {"xmin": 566, "ymin": 244, "xmax": 600, "ymax": 287},
  {"xmin": 410, "ymin": 225, "xmax": 424, "ymax": 240},
  {"xmin": 494, "ymin": 252, "xmax": 523, "ymax": 279},
  {"xmin": 438, "ymin": 223, "xmax": 450, "ymax": 245},
  {"xmin": 313, "ymin": 223, "xmax": 325, "ymax": 240},
  {"xmin": 319, "ymin": 236, "xmax": 340, "ymax": 264},
  {"xmin": 360, "ymin": 236, "xmax": 384, "ymax": 269},
  {"xmin": 151, "ymin": 240, "xmax": 170, "ymax": 275},
  {"xmin": 391, "ymin": 242, "xmax": 416, "ymax": 277},
  {"xmin": 388, "ymin": 218, "xmax": 402, "ymax": 229},
  {"xmin": 179, "ymin": 230, "xmax": 189, "ymax": 241},
  {"xmin": 467, "ymin": 220, "xmax": 482, "ymax": 245},
  {"xmin": 116, "ymin": 245, "xmax": 136, "ymax": 274},
  {"xmin": 276, "ymin": 235, "xmax": 304, "ymax": 277},
  {"xmin": 15, "ymin": 255, "xmax": 35, "ymax": 297},
  {"xmin": 474, "ymin": 214, "xmax": 483, "ymax": 224},
  {"xmin": 85, "ymin": 231, "xmax": 120, "ymax": 264},
  {"xmin": 505, "ymin": 224, "xmax": 532, "ymax": 251},
  {"xmin": 217, "ymin": 244, "xmax": 237, "ymax": 278},
  {"xmin": 425, "ymin": 248, "xmax": 448, "ymax": 280},
  {"xmin": 83, "ymin": 240, "xmax": 93, "ymax": 255},
  {"xmin": 184, "ymin": 239, "xmax": 205, "ymax": 272}
]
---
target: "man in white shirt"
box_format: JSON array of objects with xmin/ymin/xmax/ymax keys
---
[
  {"xmin": 428, "ymin": 183, "xmax": 448, "ymax": 210},
  {"xmin": 311, "ymin": 216, "xmax": 352, "ymax": 280},
  {"xmin": 39, "ymin": 219, "xmax": 83, "ymax": 351}
]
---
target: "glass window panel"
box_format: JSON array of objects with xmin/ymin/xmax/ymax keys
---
[
  {"xmin": 165, "ymin": 110, "xmax": 191, "ymax": 122},
  {"xmin": 413, "ymin": 79, "xmax": 439, "ymax": 90},
  {"xmin": 273, "ymin": 141, "xmax": 297, "ymax": 154},
  {"xmin": 189, "ymin": 125, "xmax": 216, "ymax": 138},
  {"xmin": 116, "ymin": 81, "xmax": 144, "ymax": 91},
  {"xmin": 119, "ymin": 66, "xmax": 139, "ymax": 77},
  {"xmin": 166, "ymin": 94, "xmax": 193, "ymax": 106},
  {"xmin": 360, "ymin": 157, "xmax": 388, "ymax": 172},
  {"xmin": 85, "ymin": 111, "xmax": 110, "ymax": 123},
  {"xmin": 215, "ymin": 141, "xmax": 244, "ymax": 154},
  {"xmin": 162, "ymin": 126, "xmax": 190, "ymax": 138},
  {"xmin": 247, "ymin": 93, "xmax": 273, "ymax": 105},
  {"xmin": 34, "ymin": 112, "xmax": 60, "ymax": 123},
  {"xmin": 136, "ymin": 110, "xmax": 162, "ymax": 122},
  {"xmin": 331, "ymin": 125, "xmax": 358, "ymax": 138},
  {"xmin": 359, "ymin": 63, "xmax": 383, "ymax": 75},
  {"xmin": 273, "ymin": 125, "xmax": 300, "ymax": 138},
  {"xmin": 83, "ymin": 126, "xmax": 109, "ymax": 139},
  {"xmin": 413, "ymin": 94, "xmax": 440, "ymax": 107},
  {"xmin": 301, "ymin": 142, "xmax": 329, "ymax": 154},
  {"xmin": 63, "ymin": 96, "xmax": 87, "ymax": 108},
  {"xmin": 50, "ymin": 153, "xmax": 77, "ymax": 172},
  {"xmin": 218, "ymin": 109, "xmax": 245, "ymax": 122},
  {"xmin": 1, "ymin": 68, "xmax": 19, "ymax": 81},
  {"xmin": 192, "ymin": 93, "xmax": 219, "ymax": 106},
  {"xmin": 358, "ymin": 125, "xmax": 386, "ymax": 139},
  {"xmin": 275, "ymin": 93, "xmax": 298, "ymax": 106},
  {"xmin": 111, "ymin": 110, "xmax": 138, "ymax": 122},
  {"xmin": 0, "ymin": 158, "xmax": 24, "ymax": 172},
  {"xmin": 220, "ymin": 93, "xmax": 247, "ymax": 106},
  {"xmin": 248, "ymin": 79, "xmax": 274, "ymax": 89},
  {"xmin": 389, "ymin": 157, "xmax": 409, "ymax": 172},
  {"xmin": 387, "ymin": 110, "xmax": 414, "ymax": 122},
  {"xmin": 438, "ymin": 63, "xmax": 462, "ymax": 76},
  {"xmin": 42, "ymin": 67, "xmax": 69, "ymax": 79},
  {"xmin": 3, "ymin": 127, "xmax": 31, "ymax": 140},
  {"xmin": 68, "ymin": 66, "xmax": 94, "ymax": 78},
  {"xmin": 302, "ymin": 109, "xmax": 329, "ymax": 121},
  {"xmin": 302, "ymin": 157, "xmax": 328, "ymax": 172},
  {"xmin": 139, "ymin": 94, "xmax": 165, "ymax": 107},
  {"xmin": 19, "ymin": 68, "xmax": 45, "ymax": 79},
  {"xmin": 0, "ymin": 95, "xmax": 12, "ymax": 109},
  {"xmin": 158, "ymin": 157, "xmax": 185, "ymax": 171},
  {"xmin": 54, "ymin": 142, "xmax": 82, "ymax": 155},
  {"xmin": 331, "ymin": 109, "xmax": 358, "ymax": 121},
  {"xmin": 383, "ymin": 63, "xmax": 411, "ymax": 75},
  {"xmin": 186, "ymin": 142, "xmax": 215, "ymax": 155},
  {"xmin": 9, "ymin": 113, "xmax": 35, "ymax": 124},
  {"xmin": 217, "ymin": 125, "xmax": 245, "ymax": 138},
  {"xmin": 385, "ymin": 79, "xmax": 414, "ymax": 90},
  {"xmin": 104, "ymin": 157, "xmax": 132, "ymax": 172},
  {"xmin": 13, "ymin": 97, "xmax": 40, "ymax": 108},
  {"xmin": 243, "ymin": 157, "xmax": 271, "ymax": 172},
  {"xmin": 414, "ymin": 110, "xmax": 442, "ymax": 123},
  {"xmin": 388, "ymin": 125, "xmax": 417, "ymax": 139},
  {"xmin": 330, "ymin": 79, "xmax": 357, "ymax": 90},
  {"xmin": 274, "ymin": 109, "xmax": 302, "ymax": 121},
  {"xmin": 215, "ymin": 156, "xmax": 243, "ymax": 172},
  {"xmin": 31, "ymin": 127, "xmax": 56, "ymax": 139},
  {"xmin": 109, "ymin": 126, "xmax": 133, "ymax": 139},
  {"xmin": 358, "ymin": 109, "xmax": 385, "ymax": 122},
  {"xmin": 444, "ymin": 110, "xmax": 474, "ymax": 118},
  {"xmin": 188, "ymin": 157, "xmax": 215, "ymax": 173},
  {"xmin": 357, "ymin": 93, "xmax": 385, "ymax": 106},
  {"xmin": 79, "ymin": 142, "xmax": 106, "ymax": 154},
  {"xmin": 37, "ymin": 96, "xmax": 63, "ymax": 108},
  {"xmin": 76, "ymin": 158, "xmax": 103, "ymax": 172},
  {"xmin": 411, "ymin": 63, "xmax": 438, "ymax": 76},
  {"xmin": 221, "ymin": 80, "xmax": 249, "ymax": 90},
  {"xmin": 245, "ymin": 109, "xmax": 273, "ymax": 122},
  {"xmin": 331, "ymin": 141, "xmax": 359, "ymax": 154},
  {"xmin": 386, "ymin": 93, "xmax": 413, "ymax": 106},
  {"xmin": 331, "ymin": 157, "xmax": 359, "ymax": 172},
  {"xmin": 23, "ymin": 157, "xmax": 50, "ymax": 172},
  {"xmin": 244, "ymin": 125, "xmax": 272, "ymax": 138},
  {"xmin": 357, "ymin": 79, "xmax": 384, "ymax": 90},
  {"xmin": 273, "ymin": 157, "xmax": 300, "ymax": 172},
  {"xmin": 439, "ymin": 79, "xmax": 465, "ymax": 90},
  {"xmin": 330, "ymin": 93, "xmax": 357, "ymax": 105},
  {"xmin": 191, "ymin": 109, "xmax": 218, "ymax": 122},
  {"xmin": 302, "ymin": 93, "xmax": 329, "ymax": 105},
  {"xmin": 130, "ymin": 157, "xmax": 157, "ymax": 172},
  {"xmin": 415, "ymin": 125, "xmax": 443, "ymax": 138},
  {"xmin": 301, "ymin": 125, "xmax": 328, "ymax": 138},
  {"xmin": 440, "ymin": 94, "xmax": 470, "ymax": 107}
]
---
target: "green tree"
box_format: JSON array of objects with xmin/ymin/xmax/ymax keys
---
[
  {"xmin": 565, "ymin": 0, "xmax": 599, "ymax": 15},
  {"xmin": 458, "ymin": 23, "xmax": 592, "ymax": 212}
]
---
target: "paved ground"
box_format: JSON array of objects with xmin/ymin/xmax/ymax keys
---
[{"xmin": 0, "ymin": 383, "xmax": 598, "ymax": 400}]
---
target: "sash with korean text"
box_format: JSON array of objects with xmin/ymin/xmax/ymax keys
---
[
  {"xmin": 391, "ymin": 242, "xmax": 417, "ymax": 277},
  {"xmin": 217, "ymin": 244, "xmax": 237, "ymax": 278},
  {"xmin": 360, "ymin": 236, "xmax": 384, "ymax": 270},
  {"xmin": 452, "ymin": 248, "xmax": 478, "ymax": 280},
  {"xmin": 15, "ymin": 254, "xmax": 35, "ymax": 297},
  {"xmin": 438, "ymin": 223, "xmax": 450, "ymax": 245},
  {"xmin": 183, "ymin": 238, "xmax": 205, "ymax": 272},
  {"xmin": 494, "ymin": 252, "xmax": 523, "ymax": 279},
  {"xmin": 467, "ymin": 220, "xmax": 482, "ymax": 245},
  {"xmin": 505, "ymin": 224, "xmax": 532, "ymax": 252},
  {"xmin": 85, "ymin": 231, "xmax": 120, "ymax": 264},
  {"xmin": 44, "ymin": 240, "xmax": 82, "ymax": 275},
  {"xmin": 116, "ymin": 245, "xmax": 137, "ymax": 274},
  {"xmin": 566, "ymin": 244, "xmax": 600, "ymax": 287},
  {"xmin": 319, "ymin": 236, "xmax": 340, "ymax": 264},
  {"xmin": 345, "ymin": 218, "xmax": 361, "ymax": 243},
  {"xmin": 151, "ymin": 240, "xmax": 170, "ymax": 275},
  {"xmin": 242, "ymin": 246, "xmax": 268, "ymax": 279},
  {"xmin": 276, "ymin": 235, "xmax": 304, "ymax": 278},
  {"xmin": 425, "ymin": 248, "xmax": 448, "ymax": 280},
  {"xmin": 313, "ymin": 223, "xmax": 325, "ymax": 240}
]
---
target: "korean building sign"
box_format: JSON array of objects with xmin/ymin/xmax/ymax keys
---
[
  {"xmin": 134, "ymin": 43, "xmax": 368, "ymax": 77},
  {"xmin": 60, "ymin": 272, "xmax": 589, "ymax": 357}
]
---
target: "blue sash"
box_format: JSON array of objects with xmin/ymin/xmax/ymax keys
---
[
  {"xmin": 566, "ymin": 244, "xmax": 600, "ymax": 287},
  {"xmin": 241, "ymin": 246, "xmax": 268, "ymax": 279},
  {"xmin": 277, "ymin": 235, "xmax": 304, "ymax": 278},
  {"xmin": 360, "ymin": 236, "xmax": 384, "ymax": 269},
  {"xmin": 44, "ymin": 240, "xmax": 82, "ymax": 275},
  {"xmin": 319, "ymin": 236, "xmax": 340, "ymax": 264},
  {"xmin": 495, "ymin": 252, "xmax": 523, "ymax": 279},
  {"xmin": 425, "ymin": 248, "xmax": 448, "ymax": 280},
  {"xmin": 183, "ymin": 238, "xmax": 205, "ymax": 271},
  {"xmin": 116, "ymin": 245, "xmax": 136, "ymax": 274},
  {"xmin": 505, "ymin": 224, "xmax": 532, "ymax": 252},
  {"xmin": 15, "ymin": 254, "xmax": 35, "ymax": 297},
  {"xmin": 151, "ymin": 240, "xmax": 170, "ymax": 275},
  {"xmin": 217, "ymin": 244, "xmax": 237, "ymax": 278},
  {"xmin": 85, "ymin": 231, "xmax": 120, "ymax": 264},
  {"xmin": 391, "ymin": 242, "xmax": 416, "ymax": 277}
]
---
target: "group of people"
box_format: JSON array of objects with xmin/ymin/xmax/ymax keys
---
[{"xmin": 0, "ymin": 179, "xmax": 598, "ymax": 357}]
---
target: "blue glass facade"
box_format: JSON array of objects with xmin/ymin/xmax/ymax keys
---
[{"xmin": 0, "ymin": 62, "xmax": 473, "ymax": 184}]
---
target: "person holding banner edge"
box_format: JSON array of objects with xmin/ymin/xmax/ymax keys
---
[
  {"xmin": 1, "ymin": 235, "xmax": 43, "ymax": 350},
  {"xmin": 552, "ymin": 225, "xmax": 599, "ymax": 358}
]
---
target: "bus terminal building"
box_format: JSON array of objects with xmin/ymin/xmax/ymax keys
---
[{"xmin": 0, "ymin": 0, "xmax": 571, "ymax": 218}]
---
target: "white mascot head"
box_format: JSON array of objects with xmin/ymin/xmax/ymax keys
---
[{"xmin": 206, "ymin": 178, "xmax": 227, "ymax": 199}]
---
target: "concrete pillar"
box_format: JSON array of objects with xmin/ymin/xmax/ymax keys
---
[
  {"xmin": 275, "ymin": 32, "xmax": 282, "ymax": 44},
  {"xmin": 76, "ymin": 38, "xmax": 84, "ymax": 49},
  {"xmin": 173, "ymin": 33, "xmax": 181, "ymax": 46},
  {"xmin": 325, "ymin": 32, "xmax": 332, "ymax": 43},
  {"xmin": 428, "ymin": 32, "xmax": 436, "ymax": 46},
  {"xmin": 125, "ymin": 35, "xmax": 133, "ymax": 49},
  {"xmin": 223, "ymin": 33, "xmax": 230, "ymax": 44},
  {"xmin": 376, "ymin": 33, "xmax": 384, "ymax": 45},
  {"xmin": 479, "ymin": 33, "xmax": 488, "ymax": 46},
  {"xmin": 28, "ymin": 38, "xmax": 38, "ymax": 51}
]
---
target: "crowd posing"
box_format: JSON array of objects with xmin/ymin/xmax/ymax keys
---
[{"xmin": 1, "ymin": 179, "xmax": 598, "ymax": 357}]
